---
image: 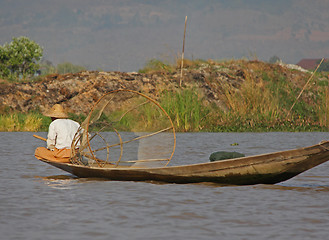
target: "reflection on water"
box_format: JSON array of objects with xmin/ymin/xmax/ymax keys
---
[
  {"xmin": 34, "ymin": 175, "xmax": 77, "ymax": 190},
  {"xmin": 0, "ymin": 132, "xmax": 329, "ymax": 240},
  {"xmin": 37, "ymin": 175, "xmax": 76, "ymax": 180},
  {"xmin": 260, "ymin": 183, "xmax": 329, "ymax": 192}
]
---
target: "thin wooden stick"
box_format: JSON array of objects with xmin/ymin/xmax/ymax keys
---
[
  {"xmin": 180, "ymin": 16, "xmax": 187, "ymax": 87},
  {"xmin": 33, "ymin": 134, "xmax": 46, "ymax": 141},
  {"xmin": 288, "ymin": 58, "xmax": 324, "ymax": 116}
]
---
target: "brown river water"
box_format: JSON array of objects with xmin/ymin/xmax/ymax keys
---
[{"xmin": 1, "ymin": 132, "xmax": 328, "ymax": 240}]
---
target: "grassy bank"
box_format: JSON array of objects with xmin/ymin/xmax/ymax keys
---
[
  {"xmin": 0, "ymin": 112, "xmax": 47, "ymax": 131},
  {"xmin": 0, "ymin": 112, "xmax": 83, "ymax": 132},
  {"xmin": 159, "ymin": 88, "xmax": 328, "ymax": 132},
  {"xmin": 154, "ymin": 59, "xmax": 329, "ymax": 132},
  {"xmin": 1, "ymin": 86, "xmax": 328, "ymax": 132},
  {"xmin": 211, "ymin": 67, "xmax": 329, "ymax": 132},
  {"xmin": 1, "ymin": 59, "xmax": 329, "ymax": 132}
]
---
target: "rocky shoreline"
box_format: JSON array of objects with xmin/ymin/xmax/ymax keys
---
[{"xmin": 0, "ymin": 60, "xmax": 311, "ymax": 116}]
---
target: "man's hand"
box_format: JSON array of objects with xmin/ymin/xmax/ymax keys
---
[{"xmin": 48, "ymin": 144, "xmax": 55, "ymax": 151}]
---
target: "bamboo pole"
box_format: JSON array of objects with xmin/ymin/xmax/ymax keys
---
[
  {"xmin": 180, "ymin": 16, "xmax": 187, "ymax": 87},
  {"xmin": 288, "ymin": 58, "xmax": 324, "ymax": 116},
  {"xmin": 33, "ymin": 134, "xmax": 46, "ymax": 141}
]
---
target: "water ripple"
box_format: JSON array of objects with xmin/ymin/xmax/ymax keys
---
[{"xmin": 1, "ymin": 132, "xmax": 329, "ymax": 240}]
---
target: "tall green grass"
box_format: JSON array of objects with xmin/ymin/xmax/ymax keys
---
[
  {"xmin": 213, "ymin": 67, "xmax": 329, "ymax": 131},
  {"xmin": 159, "ymin": 89, "xmax": 213, "ymax": 132},
  {"xmin": 316, "ymin": 86, "xmax": 329, "ymax": 127},
  {"xmin": 0, "ymin": 113, "xmax": 45, "ymax": 131}
]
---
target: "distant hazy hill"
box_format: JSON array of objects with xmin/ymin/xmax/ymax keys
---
[{"xmin": 1, "ymin": 0, "xmax": 329, "ymax": 71}]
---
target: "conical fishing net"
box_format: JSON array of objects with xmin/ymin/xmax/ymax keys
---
[{"xmin": 70, "ymin": 89, "xmax": 176, "ymax": 168}]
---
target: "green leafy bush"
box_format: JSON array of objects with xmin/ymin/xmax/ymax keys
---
[{"xmin": 0, "ymin": 36, "xmax": 43, "ymax": 80}]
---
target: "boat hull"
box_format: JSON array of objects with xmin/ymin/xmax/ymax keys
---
[{"xmin": 38, "ymin": 141, "xmax": 329, "ymax": 185}]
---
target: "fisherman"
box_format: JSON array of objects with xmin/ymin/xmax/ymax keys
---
[{"xmin": 35, "ymin": 104, "xmax": 80, "ymax": 163}]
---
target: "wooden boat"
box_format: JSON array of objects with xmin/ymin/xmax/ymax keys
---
[
  {"xmin": 35, "ymin": 90, "xmax": 329, "ymax": 185},
  {"xmin": 38, "ymin": 140, "xmax": 329, "ymax": 185}
]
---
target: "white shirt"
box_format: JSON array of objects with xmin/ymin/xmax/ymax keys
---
[{"xmin": 47, "ymin": 119, "xmax": 80, "ymax": 149}]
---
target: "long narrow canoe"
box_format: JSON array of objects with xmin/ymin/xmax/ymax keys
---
[{"xmin": 38, "ymin": 140, "xmax": 329, "ymax": 185}]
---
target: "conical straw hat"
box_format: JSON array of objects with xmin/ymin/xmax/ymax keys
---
[{"xmin": 43, "ymin": 104, "xmax": 68, "ymax": 118}]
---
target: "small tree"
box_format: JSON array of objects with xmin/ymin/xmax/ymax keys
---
[
  {"xmin": 0, "ymin": 36, "xmax": 43, "ymax": 80},
  {"xmin": 0, "ymin": 47, "xmax": 10, "ymax": 77}
]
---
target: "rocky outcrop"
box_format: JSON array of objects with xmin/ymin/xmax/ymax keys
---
[
  {"xmin": 0, "ymin": 71, "xmax": 175, "ymax": 115},
  {"xmin": 0, "ymin": 60, "xmax": 311, "ymax": 116}
]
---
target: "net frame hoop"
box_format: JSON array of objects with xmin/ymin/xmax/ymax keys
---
[{"xmin": 84, "ymin": 89, "xmax": 176, "ymax": 167}]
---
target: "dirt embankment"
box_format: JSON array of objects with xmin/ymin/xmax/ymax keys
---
[{"xmin": 0, "ymin": 60, "xmax": 311, "ymax": 115}]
